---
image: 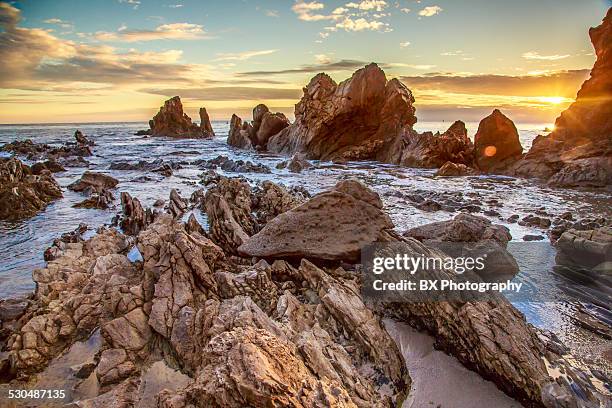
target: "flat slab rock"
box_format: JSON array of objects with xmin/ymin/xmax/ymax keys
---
[{"xmin": 238, "ymin": 180, "xmax": 395, "ymax": 262}]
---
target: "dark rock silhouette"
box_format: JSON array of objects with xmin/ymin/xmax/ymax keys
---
[{"xmin": 148, "ymin": 96, "xmax": 214, "ymax": 138}]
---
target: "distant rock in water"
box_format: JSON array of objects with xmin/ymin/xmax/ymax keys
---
[
  {"xmin": 147, "ymin": 96, "xmax": 214, "ymax": 139},
  {"xmin": 435, "ymin": 161, "xmax": 477, "ymax": 177},
  {"xmin": 510, "ymin": 8, "xmax": 612, "ymax": 187},
  {"xmin": 74, "ymin": 130, "xmax": 94, "ymax": 146},
  {"xmin": 0, "ymin": 157, "xmax": 62, "ymax": 221},
  {"xmin": 473, "ymin": 109, "xmax": 523, "ymax": 172}
]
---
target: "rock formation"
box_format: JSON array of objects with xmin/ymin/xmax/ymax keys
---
[
  {"xmin": 0, "ymin": 158, "xmax": 63, "ymax": 221},
  {"xmin": 227, "ymin": 114, "xmax": 253, "ymax": 149},
  {"xmin": 510, "ymin": 9, "xmax": 612, "ymax": 187},
  {"xmin": 227, "ymin": 105, "xmax": 290, "ymax": 150},
  {"xmin": 148, "ymin": 96, "xmax": 214, "ymax": 138},
  {"xmin": 386, "ymin": 120, "xmax": 473, "ymax": 168},
  {"xmin": 267, "ymin": 64, "xmax": 417, "ymax": 161},
  {"xmin": 473, "ymin": 109, "xmax": 523, "ymax": 172},
  {"xmin": 0, "ymin": 179, "xmax": 607, "ymax": 407}
]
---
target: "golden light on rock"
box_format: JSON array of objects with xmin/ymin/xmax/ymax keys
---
[{"xmin": 484, "ymin": 145, "xmax": 497, "ymax": 157}]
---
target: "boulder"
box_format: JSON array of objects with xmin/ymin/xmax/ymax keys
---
[
  {"xmin": 276, "ymin": 154, "xmax": 313, "ymax": 173},
  {"xmin": 403, "ymin": 213, "xmax": 518, "ymax": 280},
  {"xmin": 31, "ymin": 160, "xmax": 66, "ymax": 175},
  {"xmin": 510, "ymin": 9, "xmax": 612, "ymax": 187},
  {"xmin": 0, "ymin": 158, "xmax": 63, "ymax": 221},
  {"xmin": 473, "ymin": 109, "xmax": 523, "ymax": 172},
  {"xmin": 556, "ymin": 226, "xmax": 611, "ymax": 270},
  {"xmin": 68, "ymin": 171, "xmax": 119, "ymax": 194},
  {"xmin": 239, "ymin": 180, "xmax": 396, "ymax": 262},
  {"xmin": 148, "ymin": 96, "xmax": 214, "ymax": 138},
  {"xmin": 267, "ymin": 63, "xmax": 417, "ymax": 161},
  {"xmin": 73, "ymin": 189, "xmax": 114, "ymax": 209}
]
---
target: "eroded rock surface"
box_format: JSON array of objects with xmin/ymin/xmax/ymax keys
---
[
  {"xmin": 0, "ymin": 157, "xmax": 63, "ymax": 221},
  {"xmin": 239, "ymin": 179, "xmax": 396, "ymax": 262}
]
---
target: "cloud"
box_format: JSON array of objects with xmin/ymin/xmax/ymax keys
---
[
  {"xmin": 167, "ymin": 4, "xmax": 183, "ymax": 8},
  {"xmin": 237, "ymin": 59, "xmax": 373, "ymax": 76},
  {"xmin": 94, "ymin": 23, "xmax": 209, "ymax": 42},
  {"xmin": 521, "ymin": 51, "xmax": 571, "ymax": 61},
  {"xmin": 399, "ymin": 70, "xmax": 589, "ymax": 98},
  {"xmin": 292, "ymin": 1, "xmax": 337, "ymax": 21},
  {"xmin": 141, "ymin": 86, "xmax": 302, "ymax": 100},
  {"xmin": 441, "ymin": 50, "xmax": 464, "ymax": 56},
  {"xmin": 0, "ymin": 2, "xmax": 19, "ymax": 27},
  {"xmin": 418, "ymin": 5, "xmax": 442, "ymax": 17},
  {"xmin": 345, "ymin": 1, "xmax": 387, "ymax": 12},
  {"xmin": 399, "ymin": 41, "xmax": 410, "ymax": 48},
  {"xmin": 292, "ymin": 1, "xmax": 390, "ymax": 33},
  {"xmin": 333, "ymin": 16, "xmax": 388, "ymax": 31},
  {"xmin": 0, "ymin": 4, "xmax": 208, "ymax": 90},
  {"xmin": 265, "ymin": 9, "xmax": 280, "ymax": 17},
  {"xmin": 43, "ymin": 18, "xmax": 73, "ymax": 29},
  {"xmin": 400, "ymin": 8, "xmax": 410, "ymax": 13},
  {"xmin": 213, "ymin": 49, "xmax": 278, "ymax": 61},
  {"xmin": 315, "ymin": 54, "xmax": 332, "ymax": 64},
  {"xmin": 119, "ymin": 0, "xmax": 141, "ymax": 9}
]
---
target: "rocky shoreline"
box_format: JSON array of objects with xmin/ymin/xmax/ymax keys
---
[
  {"xmin": 0, "ymin": 7, "xmax": 610, "ymax": 408},
  {"xmin": 0, "ymin": 176, "xmax": 609, "ymax": 407}
]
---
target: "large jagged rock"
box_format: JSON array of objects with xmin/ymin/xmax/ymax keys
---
[
  {"xmin": 227, "ymin": 114, "xmax": 253, "ymax": 149},
  {"xmin": 203, "ymin": 177, "xmax": 306, "ymax": 254},
  {"xmin": 119, "ymin": 192, "xmax": 153, "ymax": 236},
  {"xmin": 386, "ymin": 121, "xmax": 473, "ymax": 168},
  {"xmin": 68, "ymin": 171, "xmax": 119, "ymax": 194},
  {"xmin": 473, "ymin": 109, "xmax": 523, "ymax": 172},
  {"xmin": 148, "ymin": 96, "xmax": 214, "ymax": 139},
  {"xmin": 510, "ymin": 9, "xmax": 612, "ymax": 187},
  {"xmin": 199, "ymin": 107, "xmax": 215, "ymax": 136},
  {"xmin": 239, "ymin": 180, "xmax": 396, "ymax": 262},
  {"xmin": 227, "ymin": 105, "xmax": 289, "ymax": 150},
  {"xmin": 0, "ymin": 157, "xmax": 63, "ymax": 221},
  {"xmin": 373, "ymin": 236, "xmax": 605, "ymax": 408},
  {"xmin": 267, "ymin": 63, "xmax": 417, "ymax": 161}
]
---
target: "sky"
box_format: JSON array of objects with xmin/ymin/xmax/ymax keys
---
[{"xmin": 0, "ymin": 0, "xmax": 609, "ymax": 124}]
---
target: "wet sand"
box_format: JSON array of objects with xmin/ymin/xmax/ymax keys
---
[{"xmin": 384, "ymin": 319, "xmax": 522, "ymax": 408}]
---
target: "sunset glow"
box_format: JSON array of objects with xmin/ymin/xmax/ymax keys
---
[{"xmin": 0, "ymin": 0, "xmax": 607, "ymax": 124}]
